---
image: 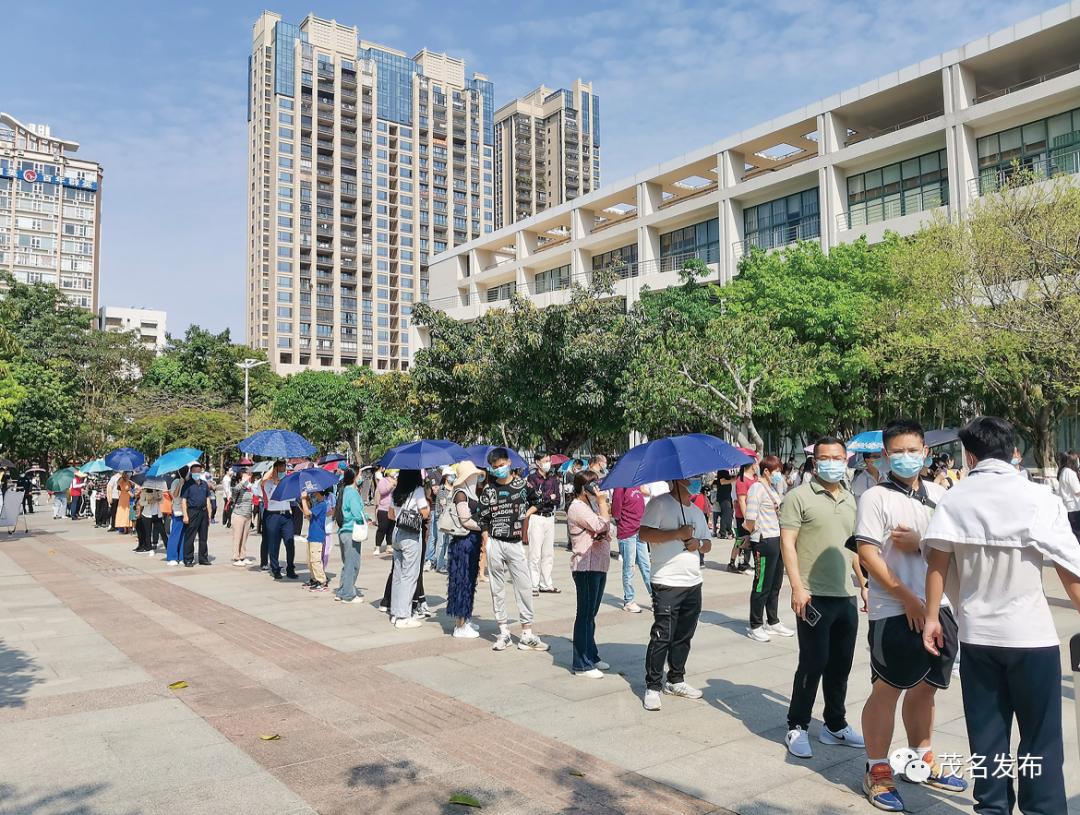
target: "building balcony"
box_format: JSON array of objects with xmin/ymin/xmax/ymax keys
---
[
  {"xmin": 734, "ymin": 215, "xmax": 821, "ymax": 256},
  {"xmin": 838, "ymin": 184, "xmax": 949, "ymax": 230},
  {"xmin": 970, "ymin": 148, "xmax": 1080, "ymax": 197}
]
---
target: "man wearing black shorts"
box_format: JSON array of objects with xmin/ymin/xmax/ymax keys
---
[{"xmin": 855, "ymin": 420, "xmax": 968, "ymax": 812}]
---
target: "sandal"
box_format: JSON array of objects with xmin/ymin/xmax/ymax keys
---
[{"xmin": 539, "ymin": 587, "xmax": 561, "ymax": 594}]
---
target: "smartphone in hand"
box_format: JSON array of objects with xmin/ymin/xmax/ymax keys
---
[{"xmin": 803, "ymin": 603, "xmax": 822, "ymax": 627}]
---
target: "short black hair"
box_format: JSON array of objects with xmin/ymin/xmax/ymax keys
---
[
  {"xmin": 487, "ymin": 447, "xmax": 511, "ymax": 467},
  {"xmin": 882, "ymin": 419, "xmax": 925, "ymax": 450},
  {"xmin": 813, "ymin": 435, "xmax": 846, "ymax": 458},
  {"xmin": 958, "ymin": 416, "xmax": 1014, "ymax": 463}
]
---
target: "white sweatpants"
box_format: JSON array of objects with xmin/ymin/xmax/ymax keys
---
[
  {"xmin": 487, "ymin": 537, "xmax": 534, "ymax": 626},
  {"xmin": 527, "ymin": 514, "xmax": 556, "ymax": 590}
]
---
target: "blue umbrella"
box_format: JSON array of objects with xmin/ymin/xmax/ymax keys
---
[
  {"xmin": 558, "ymin": 458, "xmax": 587, "ymax": 473},
  {"xmin": 846, "ymin": 430, "xmax": 884, "ymax": 453},
  {"xmin": 146, "ymin": 447, "xmax": 202, "ymax": 477},
  {"xmin": 600, "ymin": 434, "xmax": 754, "ymax": 490},
  {"xmin": 318, "ymin": 452, "xmax": 348, "ymax": 465},
  {"xmin": 238, "ymin": 429, "xmax": 316, "ymax": 459},
  {"xmin": 104, "ymin": 447, "xmax": 145, "ymax": 472},
  {"xmin": 464, "ymin": 444, "xmax": 528, "ymax": 471},
  {"xmin": 80, "ymin": 458, "xmax": 112, "ymax": 474},
  {"xmin": 379, "ymin": 439, "xmax": 468, "ymax": 470},
  {"xmin": 271, "ymin": 467, "xmax": 340, "ymax": 502}
]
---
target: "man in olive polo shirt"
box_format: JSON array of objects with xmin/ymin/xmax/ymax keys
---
[{"xmin": 779, "ymin": 435, "xmax": 868, "ymax": 759}]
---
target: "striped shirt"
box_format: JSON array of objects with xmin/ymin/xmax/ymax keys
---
[{"xmin": 745, "ymin": 480, "xmax": 783, "ymax": 539}]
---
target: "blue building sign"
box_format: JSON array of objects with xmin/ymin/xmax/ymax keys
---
[{"xmin": 0, "ymin": 163, "xmax": 98, "ymax": 191}]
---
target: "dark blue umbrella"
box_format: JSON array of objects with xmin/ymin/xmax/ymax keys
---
[
  {"xmin": 271, "ymin": 467, "xmax": 340, "ymax": 502},
  {"xmin": 465, "ymin": 444, "xmax": 528, "ymax": 471},
  {"xmin": 601, "ymin": 434, "xmax": 754, "ymax": 490},
  {"xmin": 104, "ymin": 447, "xmax": 145, "ymax": 472},
  {"xmin": 317, "ymin": 452, "xmax": 348, "ymax": 465},
  {"xmin": 379, "ymin": 439, "xmax": 468, "ymax": 470},
  {"xmin": 238, "ymin": 429, "xmax": 316, "ymax": 459}
]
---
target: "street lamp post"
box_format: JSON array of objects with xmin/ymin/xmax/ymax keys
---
[{"xmin": 235, "ymin": 358, "xmax": 269, "ymax": 435}]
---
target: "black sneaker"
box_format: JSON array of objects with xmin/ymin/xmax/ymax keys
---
[
  {"xmin": 303, "ymin": 579, "xmax": 317, "ymax": 588},
  {"xmin": 198, "ymin": 559, "xmax": 211, "ymax": 566},
  {"xmin": 285, "ymin": 570, "xmax": 299, "ymax": 580},
  {"xmin": 272, "ymin": 570, "xmax": 283, "ymax": 580},
  {"xmin": 727, "ymin": 562, "xmax": 742, "ymax": 574},
  {"xmin": 184, "ymin": 562, "xmax": 195, "ymax": 568}
]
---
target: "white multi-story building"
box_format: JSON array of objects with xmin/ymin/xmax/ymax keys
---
[
  {"xmin": 0, "ymin": 113, "xmax": 102, "ymax": 310},
  {"xmin": 494, "ymin": 80, "xmax": 600, "ymax": 228},
  {"xmin": 247, "ymin": 12, "xmax": 496, "ymax": 374},
  {"xmin": 426, "ymin": 5, "xmax": 1080, "ymax": 328},
  {"xmin": 97, "ymin": 306, "xmax": 167, "ymax": 352}
]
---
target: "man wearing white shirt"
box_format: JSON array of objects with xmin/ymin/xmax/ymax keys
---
[
  {"xmin": 850, "ymin": 453, "xmax": 885, "ymax": 499},
  {"xmin": 923, "ymin": 417, "xmax": 1080, "ymax": 815},
  {"xmin": 854, "ymin": 420, "xmax": 967, "ymax": 812},
  {"xmin": 106, "ymin": 470, "xmax": 121, "ymax": 531},
  {"xmin": 638, "ymin": 476, "xmax": 711, "ymax": 712}
]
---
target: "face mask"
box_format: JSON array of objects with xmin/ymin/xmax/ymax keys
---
[
  {"xmin": 598, "ymin": 467, "xmax": 608, "ymax": 478},
  {"xmin": 1011, "ymin": 457, "xmax": 1021, "ymax": 466},
  {"xmin": 538, "ymin": 462, "xmax": 550, "ymax": 473},
  {"xmin": 889, "ymin": 452, "xmax": 924, "ymax": 479},
  {"xmin": 489, "ymin": 465, "xmax": 510, "ymax": 480},
  {"xmin": 770, "ymin": 472, "xmax": 784, "ymax": 489},
  {"xmin": 688, "ymin": 478, "xmax": 702, "ymax": 495},
  {"xmin": 816, "ymin": 460, "xmax": 847, "ymax": 483}
]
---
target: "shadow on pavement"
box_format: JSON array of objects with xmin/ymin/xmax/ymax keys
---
[
  {"xmin": 0, "ymin": 640, "xmax": 42, "ymax": 708},
  {"xmin": 0, "ymin": 782, "xmax": 135, "ymax": 815}
]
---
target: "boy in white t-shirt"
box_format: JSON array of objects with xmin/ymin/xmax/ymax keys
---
[
  {"xmin": 637, "ymin": 476, "xmax": 711, "ymax": 712},
  {"xmin": 854, "ymin": 420, "xmax": 967, "ymax": 812},
  {"xmin": 923, "ymin": 417, "xmax": 1080, "ymax": 815}
]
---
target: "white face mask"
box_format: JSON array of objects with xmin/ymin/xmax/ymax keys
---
[{"xmin": 538, "ymin": 462, "xmax": 550, "ymax": 473}]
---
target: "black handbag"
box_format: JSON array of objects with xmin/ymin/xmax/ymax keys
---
[{"xmin": 395, "ymin": 494, "xmax": 423, "ymax": 534}]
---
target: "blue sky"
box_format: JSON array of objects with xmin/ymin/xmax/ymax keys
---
[{"xmin": 9, "ymin": 0, "xmax": 1050, "ymax": 339}]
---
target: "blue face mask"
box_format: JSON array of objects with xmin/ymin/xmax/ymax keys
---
[
  {"xmin": 889, "ymin": 452, "xmax": 924, "ymax": 479},
  {"xmin": 687, "ymin": 478, "xmax": 702, "ymax": 495},
  {"xmin": 770, "ymin": 472, "xmax": 784, "ymax": 489},
  {"xmin": 816, "ymin": 460, "xmax": 847, "ymax": 483},
  {"xmin": 489, "ymin": 465, "xmax": 510, "ymax": 480}
]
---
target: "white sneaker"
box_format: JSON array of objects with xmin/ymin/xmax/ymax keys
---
[
  {"xmin": 765, "ymin": 622, "xmax": 795, "ymax": 637},
  {"xmin": 623, "ymin": 601, "xmax": 642, "ymax": 613},
  {"xmin": 575, "ymin": 668, "xmax": 603, "ymax": 679},
  {"xmin": 517, "ymin": 632, "xmax": 550, "ymax": 651},
  {"xmin": 452, "ymin": 624, "xmax": 480, "ymax": 639},
  {"xmin": 423, "ymin": 561, "xmax": 433, "ymax": 572},
  {"xmin": 643, "ymin": 689, "xmax": 662, "ymax": 711},
  {"xmin": 747, "ymin": 626, "xmax": 771, "ymax": 642},
  {"xmin": 662, "ymin": 681, "xmax": 703, "ymax": 699},
  {"xmin": 167, "ymin": 560, "xmax": 179, "ymax": 566},
  {"xmin": 593, "ymin": 660, "xmax": 610, "ymax": 670},
  {"xmin": 468, "ymin": 621, "xmax": 479, "ymax": 631},
  {"xmin": 819, "ymin": 724, "xmax": 865, "ymax": 748},
  {"xmin": 340, "ymin": 596, "xmax": 364, "ymax": 604},
  {"xmin": 492, "ymin": 632, "xmax": 513, "ymax": 651},
  {"xmin": 394, "ymin": 617, "xmax": 423, "ymax": 629},
  {"xmin": 786, "ymin": 727, "xmax": 813, "ymax": 758}
]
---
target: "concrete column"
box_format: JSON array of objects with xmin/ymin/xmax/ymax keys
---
[
  {"xmin": 819, "ymin": 164, "xmax": 846, "ymax": 247},
  {"xmin": 947, "ymin": 122, "xmax": 979, "ymax": 218},
  {"xmin": 638, "ymin": 181, "xmax": 663, "ymax": 216},
  {"xmin": 515, "ymin": 263, "xmax": 529, "ymax": 295},
  {"xmin": 571, "ymin": 207, "xmax": 594, "ymax": 240},
  {"xmin": 515, "ymin": 229, "xmax": 537, "ymax": 260},
  {"xmin": 638, "ymin": 224, "xmax": 659, "ymax": 276},
  {"xmin": 717, "ymin": 149, "xmax": 746, "ymax": 188},
  {"xmin": 951, "ymin": 64, "xmax": 978, "ymax": 112},
  {"xmin": 819, "ymin": 111, "xmax": 848, "ymax": 155},
  {"xmin": 571, "ymin": 247, "xmax": 589, "ymax": 286},
  {"xmin": 466, "ymin": 249, "xmax": 482, "ymax": 278},
  {"xmin": 725, "ymin": 197, "xmax": 745, "ymax": 272}
]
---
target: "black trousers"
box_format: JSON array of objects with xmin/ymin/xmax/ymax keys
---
[
  {"xmin": 291, "ymin": 505, "xmax": 304, "ymax": 538},
  {"xmin": 787, "ymin": 595, "xmax": 858, "ymax": 731},
  {"xmin": 182, "ymin": 507, "xmax": 210, "ymax": 564},
  {"xmin": 109, "ymin": 498, "xmax": 119, "ymax": 529},
  {"xmin": 135, "ymin": 516, "xmax": 150, "ymax": 549},
  {"xmin": 22, "ymin": 491, "xmax": 33, "ymax": 513},
  {"xmin": 645, "ymin": 583, "xmax": 702, "ymax": 691},
  {"xmin": 94, "ymin": 496, "xmax": 110, "ymax": 527},
  {"xmin": 222, "ymin": 499, "xmax": 232, "ymax": 528},
  {"xmin": 375, "ymin": 509, "xmax": 394, "ymax": 550},
  {"xmin": 749, "ymin": 536, "xmax": 784, "ymax": 627},
  {"xmin": 960, "ymin": 643, "xmax": 1066, "ymax": 815}
]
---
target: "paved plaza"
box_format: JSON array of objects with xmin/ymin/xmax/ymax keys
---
[{"xmin": 1, "ymin": 513, "xmax": 1078, "ymax": 815}]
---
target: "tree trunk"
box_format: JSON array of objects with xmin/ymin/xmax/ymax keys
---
[{"xmin": 1028, "ymin": 405, "xmax": 1057, "ymax": 473}]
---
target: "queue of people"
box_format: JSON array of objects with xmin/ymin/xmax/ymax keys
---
[{"xmin": 40, "ymin": 415, "xmax": 1080, "ymax": 815}]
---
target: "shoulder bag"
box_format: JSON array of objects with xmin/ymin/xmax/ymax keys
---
[{"xmin": 395, "ymin": 492, "xmax": 423, "ymax": 534}]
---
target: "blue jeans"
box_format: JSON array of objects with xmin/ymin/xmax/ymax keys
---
[
  {"xmin": 619, "ymin": 535, "xmax": 651, "ymax": 604},
  {"xmin": 68, "ymin": 495, "xmax": 82, "ymax": 519},
  {"xmin": 572, "ymin": 570, "xmax": 606, "ymax": 671},
  {"xmin": 336, "ymin": 527, "xmax": 362, "ymax": 600},
  {"xmin": 165, "ymin": 516, "xmax": 185, "ymax": 561}
]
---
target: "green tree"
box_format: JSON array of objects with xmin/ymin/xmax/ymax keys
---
[
  {"xmin": 271, "ymin": 370, "xmax": 362, "ymax": 456},
  {"xmin": 891, "ymin": 174, "xmax": 1080, "ymax": 467},
  {"xmin": 412, "ymin": 269, "xmax": 630, "ymax": 453},
  {"xmin": 121, "ymin": 406, "xmax": 245, "ymax": 473},
  {"xmin": 1, "ymin": 362, "xmax": 79, "ymax": 463}
]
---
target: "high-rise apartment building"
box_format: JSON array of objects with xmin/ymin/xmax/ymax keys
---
[
  {"xmin": 0, "ymin": 113, "xmax": 102, "ymax": 310},
  {"xmin": 247, "ymin": 12, "xmax": 495, "ymax": 373},
  {"xmin": 493, "ymin": 80, "xmax": 599, "ymax": 228}
]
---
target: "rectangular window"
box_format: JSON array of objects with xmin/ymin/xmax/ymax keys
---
[
  {"xmin": 845, "ymin": 148, "xmax": 948, "ymax": 228},
  {"xmin": 535, "ymin": 263, "xmax": 571, "ymax": 293},
  {"xmin": 741, "ymin": 192, "xmax": 818, "ymax": 252},
  {"xmin": 975, "ymin": 105, "xmax": 1080, "ymax": 193},
  {"xmin": 658, "ymin": 217, "xmax": 720, "ymax": 269},
  {"xmin": 591, "ymin": 243, "xmax": 638, "ymax": 278}
]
